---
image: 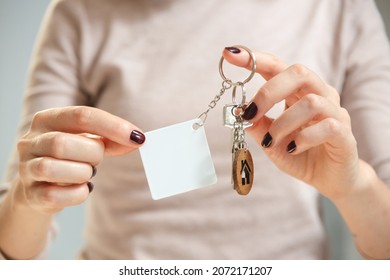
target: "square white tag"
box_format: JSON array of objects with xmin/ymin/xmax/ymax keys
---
[{"xmin": 139, "ymin": 119, "xmax": 217, "ymax": 200}]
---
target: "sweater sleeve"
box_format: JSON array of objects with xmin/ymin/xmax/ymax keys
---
[
  {"xmin": 0, "ymin": 0, "xmax": 89, "ymax": 259},
  {"xmin": 340, "ymin": 0, "xmax": 390, "ymax": 185}
]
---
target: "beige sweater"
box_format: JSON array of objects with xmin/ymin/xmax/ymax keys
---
[{"xmin": 1, "ymin": 0, "xmax": 390, "ymax": 259}]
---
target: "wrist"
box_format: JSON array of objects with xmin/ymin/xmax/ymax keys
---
[{"xmin": 330, "ymin": 159, "xmax": 378, "ymax": 204}]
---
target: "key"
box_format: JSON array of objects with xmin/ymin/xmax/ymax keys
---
[{"xmin": 223, "ymin": 104, "xmax": 253, "ymax": 128}]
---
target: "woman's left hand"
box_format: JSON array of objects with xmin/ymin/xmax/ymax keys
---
[{"xmin": 223, "ymin": 47, "xmax": 364, "ymax": 200}]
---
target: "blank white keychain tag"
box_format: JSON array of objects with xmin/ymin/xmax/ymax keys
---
[{"xmin": 139, "ymin": 119, "xmax": 217, "ymax": 200}]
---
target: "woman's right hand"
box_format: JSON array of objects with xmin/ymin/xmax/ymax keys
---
[{"xmin": 16, "ymin": 106, "xmax": 145, "ymax": 215}]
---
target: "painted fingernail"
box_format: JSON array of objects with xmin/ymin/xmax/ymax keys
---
[
  {"xmin": 87, "ymin": 182, "xmax": 94, "ymax": 193},
  {"xmin": 261, "ymin": 132, "xmax": 273, "ymax": 148},
  {"xmin": 287, "ymin": 141, "xmax": 297, "ymax": 153},
  {"xmin": 91, "ymin": 166, "xmax": 97, "ymax": 179},
  {"xmin": 130, "ymin": 130, "xmax": 145, "ymax": 144},
  {"xmin": 242, "ymin": 102, "xmax": 258, "ymax": 120},
  {"xmin": 225, "ymin": 47, "xmax": 241, "ymax": 54}
]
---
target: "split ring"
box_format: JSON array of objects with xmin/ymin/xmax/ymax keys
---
[
  {"xmin": 219, "ymin": 45, "xmax": 257, "ymax": 86},
  {"xmin": 232, "ymin": 84, "xmax": 246, "ymax": 106}
]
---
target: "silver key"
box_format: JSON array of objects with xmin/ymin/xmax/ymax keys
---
[{"xmin": 223, "ymin": 104, "xmax": 252, "ymax": 128}]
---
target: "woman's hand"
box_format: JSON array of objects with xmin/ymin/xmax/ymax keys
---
[
  {"xmin": 223, "ymin": 48, "xmax": 364, "ymax": 200},
  {"xmin": 16, "ymin": 106, "xmax": 145, "ymax": 215}
]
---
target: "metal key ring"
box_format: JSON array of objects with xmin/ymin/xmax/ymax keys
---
[
  {"xmin": 232, "ymin": 83, "xmax": 246, "ymax": 106},
  {"xmin": 219, "ymin": 45, "xmax": 257, "ymax": 87}
]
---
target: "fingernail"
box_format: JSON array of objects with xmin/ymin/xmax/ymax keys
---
[
  {"xmin": 225, "ymin": 46, "xmax": 241, "ymax": 54},
  {"xmin": 91, "ymin": 166, "xmax": 97, "ymax": 179},
  {"xmin": 261, "ymin": 132, "xmax": 273, "ymax": 148},
  {"xmin": 242, "ymin": 102, "xmax": 258, "ymax": 120},
  {"xmin": 130, "ymin": 130, "xmax": 145, "ymax": 144},
  {"xmin": 287, "ymin": 141, "xmax": 296, "ymax": 153},
  {"xmin": 87, "ymin": 182, "xmax": 94, "ymax": 193}
]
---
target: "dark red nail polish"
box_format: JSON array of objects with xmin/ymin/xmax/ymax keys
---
[
  {"xmin": 261, "ymin": 132, "xmax": 273, "ymax": 148},
  {"xmin": 91, "ymin": 166, "xmax": 97, "ymax": 179},
  {"xmin": 87, "ymin": 182, "xmax": 94, "ymax": 193},
  {"xmin": 225, "ymin": 47, "xmax": 241, "ymax": 54},
  {"xmin": 287, "ymin": 141, "xmax": 296, "ymax": 153},
  {"xmin": 242, "ymin": 102, "xmax": 258, "ymax": 120},
  {"xmin": 130, "ymin": 130, "xmax": 145, "ymax": 144}
]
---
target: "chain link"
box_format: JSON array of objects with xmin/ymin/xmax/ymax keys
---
[
  {"xmin": 232, "ymin": 120, "xmax": 247, "ymax": 152},
  {"xmin": 194, "ymin": 80, "xmax": 232, "ymax": 129}
]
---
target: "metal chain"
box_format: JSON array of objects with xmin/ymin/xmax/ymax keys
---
[
  {"xmin": 232, "ymin": 120, "xmax": 247, "ymax": 152},
  {"xmin": 194, "ymin": 45, "xmax": 256, "ymax": 130},
  {"xmin": 194, "ymin": 80, "xmax": 232, "ymax": 129}
]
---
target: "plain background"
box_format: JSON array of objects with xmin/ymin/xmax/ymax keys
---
[{"xmin": 0, "ymin": 0, "xmax": 389, "ymax": 259}]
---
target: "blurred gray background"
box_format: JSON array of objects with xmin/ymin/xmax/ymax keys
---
[{"xmin": 0, "ymin": 0, "xmax": 389, "ymax": 259}]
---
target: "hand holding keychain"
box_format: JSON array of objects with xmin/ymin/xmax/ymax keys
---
[{"xmin": 196, "ymin": 45, "xmax": 257, "ymax": 195}]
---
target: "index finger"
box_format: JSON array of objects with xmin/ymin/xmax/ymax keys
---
[
  {"xmin": 31, "ymin": 106, "xmax": 145, "ymax": 147},
  {"xmin": 223, "ymin": 47, "xmax": 289, "ymax": 80},
  {"xmin": 223, "ymin": 47, "xmax": 335, "ymax": 122}
]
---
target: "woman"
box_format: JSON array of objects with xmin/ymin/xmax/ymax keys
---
[{"xmin": 1, "ymin": 0, "xmax": 389, "ymax": 259}]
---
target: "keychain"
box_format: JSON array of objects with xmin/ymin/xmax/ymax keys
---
[
  {"xmin": 140, "ymin": 46, "xmax": 256, "ymax": 199},
  {"xmin": 195, "ymin": 45, "xmax": 257, "ymax": 195}
]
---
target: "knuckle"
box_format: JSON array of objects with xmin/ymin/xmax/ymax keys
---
[
  {"xmin": 31, "ymin": 111, "xmax": 47, "ymax": 129},
  {"xmin": 33, "ymin": 158, "xmax": 53, "ymax": 181},
  {"xmin": 71, "ymin": 106, "xmax": 93, "ymax": 127},
  {"xmin": 32, "ymin": 111, "xmax": 44, "ymax": 123},
  {"xmin": 258, "ymin": 86, "xmax": 271, "ymax": 100},
  {"xmin": 303, "ymin": 94, "xmax": 322, "ymax": 111},
  {"xmin": 264, "ymin": 53, "xmax": 281, "ymax": 75},
  {"xmin": 17, "ymin": 138, "xmax": 30, "ymax": 155},
  {"xmin": 324, "ymin": 118, "xmax": 342, "ymax": 135},
  {"xmin": 47, "ymin": 133, "xmax": 67, "ymax": 158},
  {"xmin": 290, "ymin": 63, "xmax": 310, "ymax": 78}
]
